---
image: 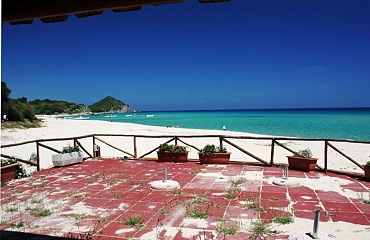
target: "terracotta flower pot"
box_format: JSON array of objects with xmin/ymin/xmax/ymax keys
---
[
  {"xmin": 287, "ymin": 156, "xmax": 318, "ymax": 172},
  {"xmin": 157, "ymin": 151, "xmax": 188, "ymax": 162},
  {"xmin": 364, "ymin": 165, "xmax": 370, "ymax": 181},
  {"xmin": 198, "ymin": 152, "xmax": 231, "ymax": 164},
  {"xmin": 1, "ymin": 163, "xmax": 18, "ymax": 182}
]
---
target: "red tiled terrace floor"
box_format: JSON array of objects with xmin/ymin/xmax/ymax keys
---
[{"xmin": 1, "ymin": 159, "xmax": 370, "ymax": 239}]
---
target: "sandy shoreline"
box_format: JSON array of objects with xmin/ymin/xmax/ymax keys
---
[{"xmin": 1, "ymin": 115, "xmax": 369, "ymax": 172}]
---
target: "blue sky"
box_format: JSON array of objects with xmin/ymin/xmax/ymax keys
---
[{"xmin": 2, "ymin": 0, "xmax": 370, "ymax": 111}]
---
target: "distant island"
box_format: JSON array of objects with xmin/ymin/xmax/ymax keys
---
[{"xmin": 30, "ymin": 96, "xmax": 136, "ymax": 115}]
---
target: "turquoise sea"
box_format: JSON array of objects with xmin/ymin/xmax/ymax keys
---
[{"xmin": 72, "ymin": 108, "xmax": 370, "ymax": 142}]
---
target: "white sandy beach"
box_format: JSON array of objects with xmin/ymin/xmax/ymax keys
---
[{"xmin": 1, "ymin": 115, "xmax": 369, "ymax": 173}]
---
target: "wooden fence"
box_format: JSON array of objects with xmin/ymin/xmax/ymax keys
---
[{"xmin": 1, "ymin": 134, "xmax": 369, "ymax": 178}]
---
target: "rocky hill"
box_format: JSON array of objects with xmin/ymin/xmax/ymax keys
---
[
  {"xmin": 29, "ymin": 96, "xmax": 135, "ymax": 115},
  {"xmin": 88, "ymin": 96, "xmax": 134, "ymax": 113}
]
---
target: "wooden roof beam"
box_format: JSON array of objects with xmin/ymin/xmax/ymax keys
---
[{"xmin": 2, "ymin": 0, "xmax": 185, "ymax": 23}]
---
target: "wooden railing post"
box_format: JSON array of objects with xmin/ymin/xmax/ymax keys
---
[
  {"xmin": 93, "ymin": 135, "xmax": 96, "ymax": 158},
  {"xmin": 175, "ymin": 137, "xmax": 178, "ymax": 146},
  {"xmin": 324, "ymin": 140, "xmax": 328, "ymax": 173},
  {"xmin": 270, "ymin": 139, "xmax": 275, "ymax": 166},
  {"xmin": 133, "ymin": 136, "xmax": 137, "ymax": 158},
  {"xmin": 219, "ymin": 137, "xmax": 223, "ymax": 149},
  {"xmin": 36, "ymin": 141, "xmax": 40, "ymax": 171}
]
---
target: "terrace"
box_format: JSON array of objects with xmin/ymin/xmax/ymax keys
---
[{"xmin": 1, "ymin": 159, "xmax": 370, "ymax": 239}]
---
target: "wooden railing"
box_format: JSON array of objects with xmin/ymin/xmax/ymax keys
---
[{"xmin": 1, "ymin": 134, "xmax": 369, "ymax": 177}]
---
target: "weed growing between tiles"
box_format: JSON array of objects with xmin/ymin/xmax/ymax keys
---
[
  {"xmin": 216, "ymin": 217, "xmax": 242, "ymax": 237},
  {"xmin": 63, "ymin": 221, "xmax": 104, "ymax": 240},
  {"xmin": 223, "ymin": 176, "xmax": 246, "ymax": 200},
  {"xmin": 357, "ymin": 190, "xmax": 370, "ymax": 205},
  {"xmin": 248, "ymin": 220, "xmax": 279, "ymax": 239},
  {"xmin": 125, "ymin": 216, "xmax": 144, "ymax": 226},
  {"xmin": 184, "ymin": 194, "xmax": 215, "ymax": 219}
]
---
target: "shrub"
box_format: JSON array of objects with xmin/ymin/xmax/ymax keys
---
[
  {"xmin": 295, "ymin": 148, "xmax": 313, "ymax": 158},
  {"xmin": 199, "ymin": 144, "xmax": 227, "ymax": 157},
  {"xmin": 1, "ymin": 158, "xmax": 29, "ymax": 179},
  {"xmin": 158, "ymin": 143, "xmax": 186, "ymax": 153},
  {"xmin": 61, "ymin": 144, "xmax": 80, "ymax": 154}
]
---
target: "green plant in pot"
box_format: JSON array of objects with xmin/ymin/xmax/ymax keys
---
[
  {"xmin": 199, "ymin": 144, "xmax": 231, "ymax": 164},
  {"xmin": 287, "ymin": 148, "xmax": 318, "ymax": 172},
  {"xmin": 364, "ymin": 161, "xmax": 370, "ymax": 181},
  {"xmin": 157, "ymin": 143, "xmax": 188, "ymax": 162},
  {"xmin": 61, "ymin": 145, "xmax": 80, "ymax": 154},
  {"xmin": 295, "ymin": 148, "xmax": 313, "ymax": 158},
  {"xmin": 1, "ymin": 158, "xmax": 29, "ymax": 183},
  {"xmin": 52, "ymin": 143, "xmax": 83, "ymax": 167},
  {"xmin": 158, "ymin": 143, "xmax": 187, "ymax": 153}
]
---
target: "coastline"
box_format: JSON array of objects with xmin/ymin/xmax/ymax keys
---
[
  {"xmin": 57, "ymin": 108, "xmax": 370, "ymax": 142},
  {"xmin": 1, "ymin": 115, "xmax": 369, "ymax": 172}
]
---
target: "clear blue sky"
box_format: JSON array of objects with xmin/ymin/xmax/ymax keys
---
[{"xmin": 2, "ymin": 0, "xmax": 370, "ymax": 111}]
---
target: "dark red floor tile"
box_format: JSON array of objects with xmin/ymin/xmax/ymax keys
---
[
  {"xmin": 261, "ymin": 185, "xmax": 287, "ymax": 193},
  {"xmin": 186, "ymin": 177, "xmax": 216, "ymax": 189},
  {"xmin": 239, "ymin": 191, "xmax": 261, "ymax": 200},
  {"xmin": 353, "ymin": 201, "xmax": 370, "ymax": 213},
  {"xmin": 293, "ymin": 201, "xmax": 322, "ymax": 211},
  {"xmin": 261, "ymin": 191, "xmax": 287, "ymax": 201},
  {"xmin": 294, "ymin": 210, "xmax": 330, "ymax": 222},
  {"xmin": 288, "ymin": 185, "xmax": 316, "ymax": 194},
  {"xmin": 130, "ymin": 201, "xmax": 165, "ymax": 213},
  {"xmin": 331, "ymin": 212, "xmax": 370, "ymax": 225},
  {"xmin": 316, "ymin": 191, "xmax": 349, "ymax": 202},
  {"xmin": 226, "ymin": 205, "xmax": 259, "ymax": 219},
  {"xmin": 289, "ymin": 192, "xmax": 318, "ymax": 202},
  {"xmin": 322, "ymin": 201, "xmax": 361, "ymax": 212},
  {"xmin": 261, "ymin": 199, "xmax": 290, "ymax": 208},
  {"xmin": 82, "ymin": 198, "xmax": 110, "ymax": 208}
]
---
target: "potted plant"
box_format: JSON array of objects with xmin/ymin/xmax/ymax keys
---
[
  {"xmin": 198, "ymin": 144, "xmax": 231, "ymax": 164},
  {"xmin": 364, "ymin": 161, "xmax": 370, "ymax": 181},
  {"xmin": 287, "ymin": 148, "xmax": 318, "ymax": 172},
  {"xmin": 1, "ymin": 158, "xmax": 29, "ymax": 183},
  {"xmin": 52, "ymin": 144, "xmax": 83, "ymax": 167},
  {"xmin": 157, "ymin": 143, "xmax": 188, "ymax": 162}
]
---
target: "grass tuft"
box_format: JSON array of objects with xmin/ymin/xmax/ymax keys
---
[{"xmin": 125, "ymin": 217, "xmax": 144, "ymax": 226}]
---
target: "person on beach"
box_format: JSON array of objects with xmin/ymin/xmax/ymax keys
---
[
  {"xmin": 2, "ymin": 113, "xmax": 8, "ymax": 122},
  {"xmin": 223, "ymin": 125, "xmax": 226, "ymax": 131}
]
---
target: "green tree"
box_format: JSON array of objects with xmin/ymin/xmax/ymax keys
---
[
  {"xmin": 1, "ymin": 81, "xmax": 11, "ymax": 116},
  {"xmin": 1, "ymin": 82, "xmax": 37, "ymax": 122}
]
